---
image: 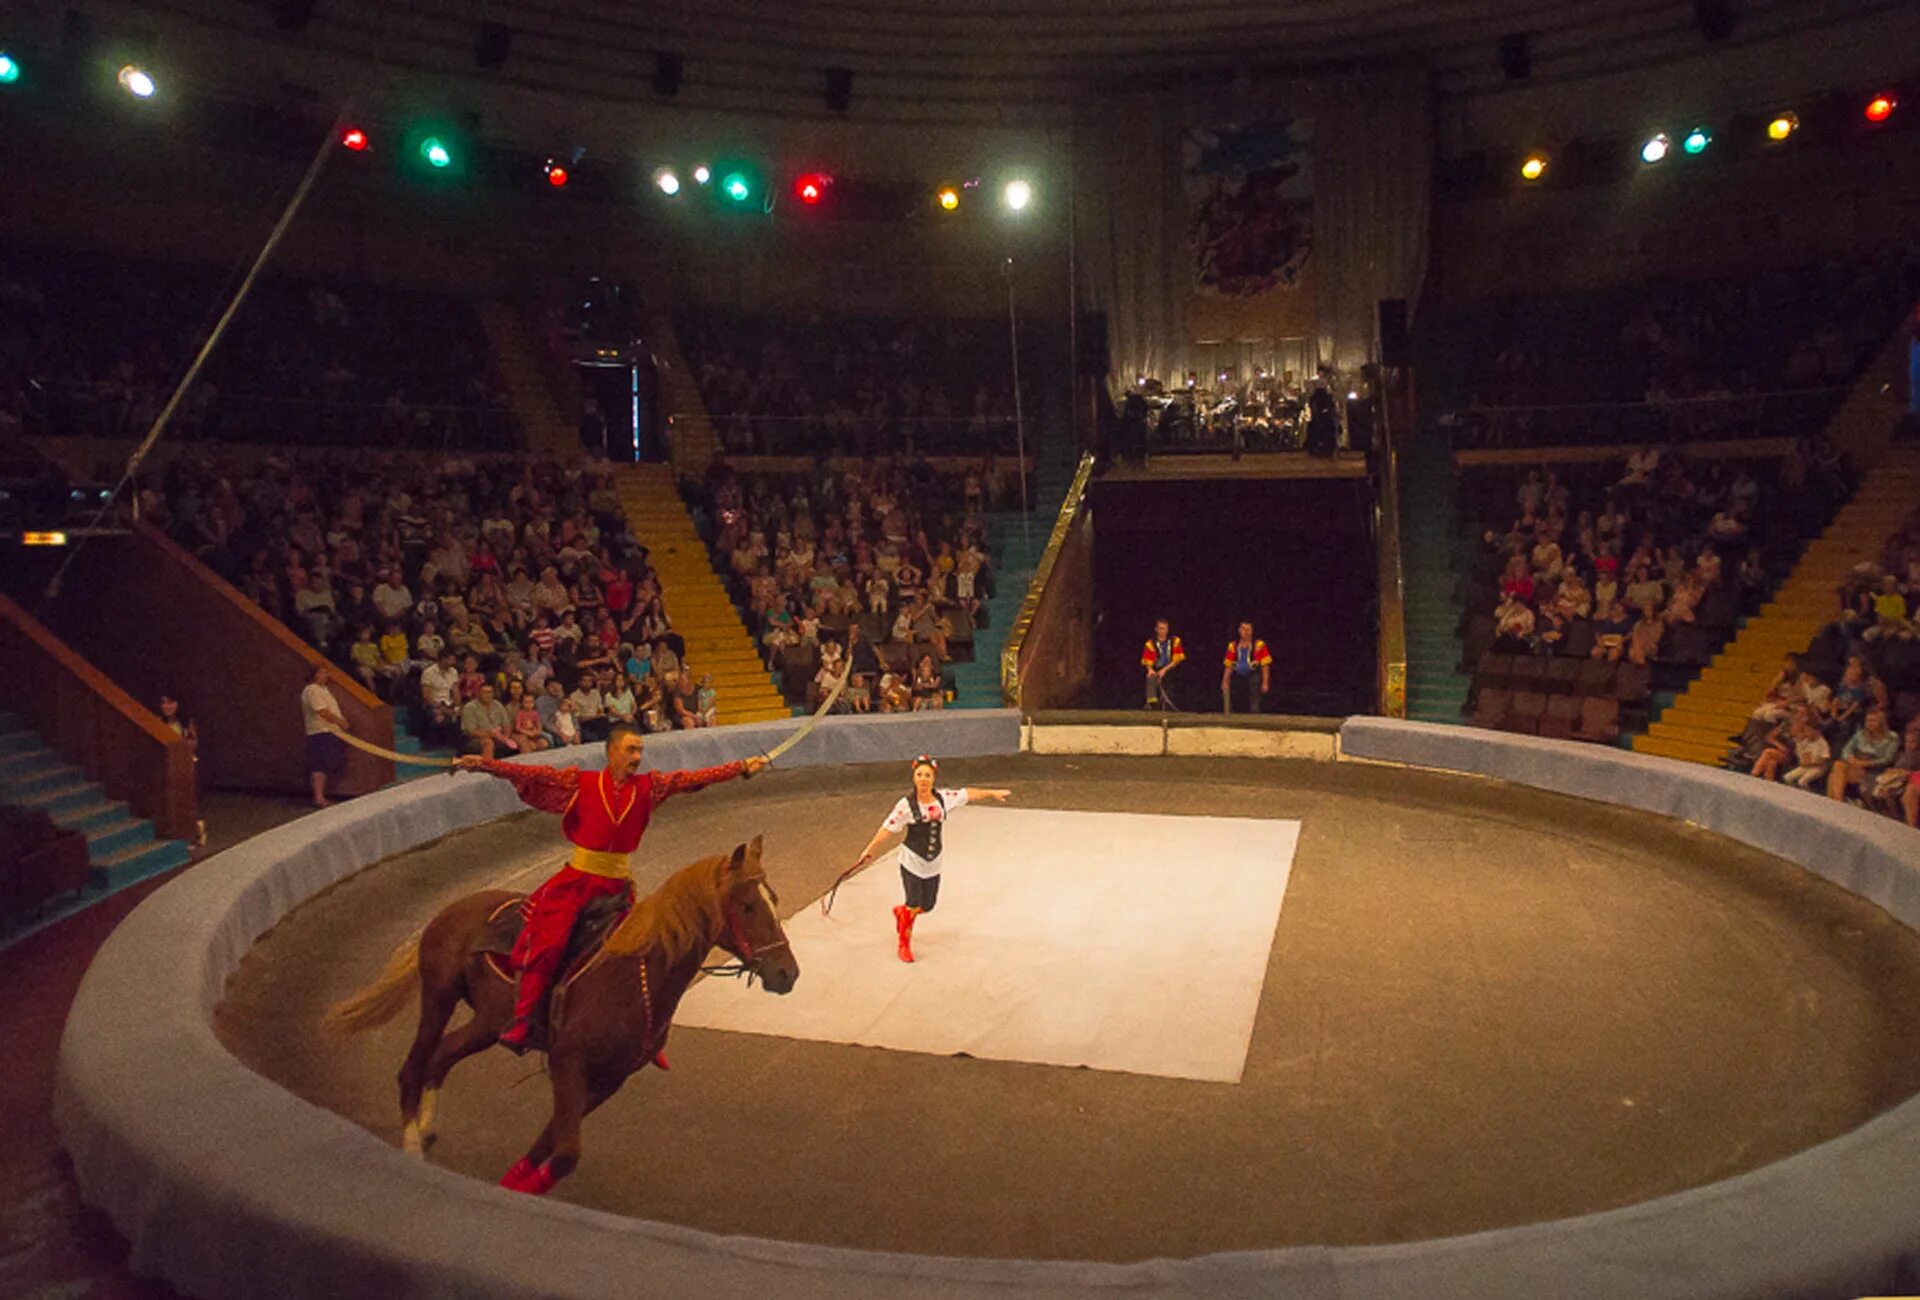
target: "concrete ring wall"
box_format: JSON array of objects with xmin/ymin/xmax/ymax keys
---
[{"xmin": 54, "ymin": 714, "xmax": 1920, "ymax": 1299}]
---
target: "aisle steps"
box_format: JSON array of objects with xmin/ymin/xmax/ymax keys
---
[
  {"xmin": 1400, "ymin": 431, "xmax": 1474, "ymax": 724},
  {"xmin": 478, "ymin": 300, "xmax": 579, "ymax": 458},
  {"xmin": 1634, "ymin": 449, "xmax": 1920, "ymax": 766},
  {"xmin": 951, "ymin": 445, "xmax": 1078, "ymax": 709},
  {"xmin": 0, "ymin": 709, "xmax": 191, "ymax": 900},
  {"xmin": 615, "ymin": 464, "xmax": 792, "ymax": 725}
]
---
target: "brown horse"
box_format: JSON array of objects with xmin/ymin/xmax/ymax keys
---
[{"xmin": 324, "ymin": 836, "xmax": 798, "ymax": 1194}]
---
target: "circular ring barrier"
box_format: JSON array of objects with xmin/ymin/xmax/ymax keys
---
[{"xmin": 56, "ymin": 714, "xmax": 1920, "ymax": 1299}]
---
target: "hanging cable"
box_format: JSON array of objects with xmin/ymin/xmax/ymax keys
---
[{"xmin": 43, "ymin": 104, "xmax": 352, "ymax": 602}]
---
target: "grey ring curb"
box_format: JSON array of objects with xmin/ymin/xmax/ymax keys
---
[{"xmin": 54, "ymin": 713, "xmax": 1920, "ymax": 1298}]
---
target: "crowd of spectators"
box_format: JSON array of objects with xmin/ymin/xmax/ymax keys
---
[
  {"xmin": 144, "ymin": 452, "xmax": 721, "ymax": 754},
  {"xmin": 0, "ymin": 246, "xmax": 517, "ymax": 450},
  {"xmin": 688, "ymin": 454, "xmax": 1002, "ymax": 711},
  {"xmin": 1435, "ymin": 247, "xmax": 1920, "ymax": 449},
  {"xmin": 1728, "ymin": 503, "xmax": 1920, "ymax": 824},
  {"xmin": 677, "ymin": 310, "xmax": 1021, "ymax": 457},
  {"xmin": 1462, "ymin": 439, "xmax": 1854, "ymax": 740}
]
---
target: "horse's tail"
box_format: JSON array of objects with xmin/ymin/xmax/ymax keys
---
[{"xmin": 322, "ymin": 935, "xmax": 421, "ymax": 1035}]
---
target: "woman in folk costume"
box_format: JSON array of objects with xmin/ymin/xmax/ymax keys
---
[
  {"xmin": 848, "ymin": 755, "xmax": 1011, "ymax": 962},
  {"xmin": 452, "ymin": 725, "xmax": 767, "ymax": 1052}
]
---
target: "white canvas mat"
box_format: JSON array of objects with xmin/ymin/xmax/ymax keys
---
[{"xmin": 677, "ymin": 806, "xmax": 1299, "ymax": 1083}]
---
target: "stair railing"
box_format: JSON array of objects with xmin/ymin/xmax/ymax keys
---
[
  {"xmin": 1001, "ymin": 451, "xmax": 1096, "ymax": 708},
  {"xmin": 1375, "ymin": 372, "xmax": 1409, "ymax": 718},
  {"xmin": 0, "ymin": 591, "xmax": 196, "ymax": 840}
]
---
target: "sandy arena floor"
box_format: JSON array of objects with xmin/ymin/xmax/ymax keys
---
[{"xmin": 214, "ymin": 755, "xmax": 1920, "ymax": 1262}]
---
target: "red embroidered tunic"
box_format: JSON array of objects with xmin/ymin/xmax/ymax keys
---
[{"xmin": 472, "ymin": 758, "xmax": 748, "ymax": 877}]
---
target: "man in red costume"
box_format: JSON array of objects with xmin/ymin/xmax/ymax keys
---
[{"xmin": 453, "ymin": 724, "xmax": 767, "ymax": 1053}]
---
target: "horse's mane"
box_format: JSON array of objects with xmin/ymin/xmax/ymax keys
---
[{"xmin": 602, "ymin": 852, "xmax": 727, "ymax": 961}]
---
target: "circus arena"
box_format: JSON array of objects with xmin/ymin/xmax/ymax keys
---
[{"xmin": 8, "ymin": 3, "xmax": 1920, "ymax": 1298}]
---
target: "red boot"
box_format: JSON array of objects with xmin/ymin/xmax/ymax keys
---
[
  {"xmin": 506, "ymin": 1161, "xmax": 556, "ymax": 1196},
  {"xmin": 499, "ymin": 1157, "xmax": 537, "ymax": 1190},
  {"xmin": 894, "ymin": 905, "xmax": 917, "ymax": 963},
  {"xmin": 496, "ymin": 1017, "xmax": 535, "ymax": 1055}
]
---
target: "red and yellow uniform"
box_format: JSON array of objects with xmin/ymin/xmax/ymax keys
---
[
  {"xmin": 1222, "ymin": 639, "xmax": 1273, "ymax": 671},
  {"xmin": 1140, "ymin": 635, "xmax": 1186, "ymax": 670},
  {"xmin": 471, "ymin": 758, "xmax": 750, "ymax": 1033}
]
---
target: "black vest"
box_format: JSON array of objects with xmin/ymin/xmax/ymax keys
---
[{"xmin": 903, "ymin": 791, "xmax": 946, "ymax": 861}]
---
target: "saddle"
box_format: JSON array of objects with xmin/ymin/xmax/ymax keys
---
[{"xmin": 471, "ymin": 888, "xmax": 634, "ymax": 1041}]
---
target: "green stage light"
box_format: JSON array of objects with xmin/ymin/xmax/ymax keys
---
[
  {"xmin": 0, "ymin": 53, "xmax": 20, "ymax": 85},
  {"xmin": 1683, "ymin": 127, "xmax": 1712, "ymax": 155},
  {"xmin": 722, "ymin": 172, "xmax": 751, "ymax": 202},
  {"xmin": 420, "ymin": 137, "xmax": 452, "ymax": 169}
]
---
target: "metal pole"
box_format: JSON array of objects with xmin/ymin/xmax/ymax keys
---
[
  {"xmin": 1006, "ymin": 257, "xmax": 1031, "ymax": 556},
  {"xmin": 1067, "ymin": 123, "xmax": 1079, "ymax": 459}
]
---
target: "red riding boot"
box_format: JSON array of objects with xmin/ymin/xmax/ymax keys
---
[{"xmin": 893, "ymin": 904, "xmax": 917, "ymax": 963}]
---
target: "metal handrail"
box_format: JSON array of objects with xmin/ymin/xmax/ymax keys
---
[
  {"xmin": 1374, "ymin": 378, "xmax": 1408, "ymax": 719},
  {"xmin": 999, "ymin": 451, "xmax": 1097, "ymax": 708}
]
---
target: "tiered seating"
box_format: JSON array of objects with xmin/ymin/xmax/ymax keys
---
[
  {"xmin": 684, "ymin": 457, "xmax": 1001, "ymax": 710},
  {"xmin": 1, "ymin": 245, "xmax": 518, "ymax": 449},
  {"xmin": 148, "ymin": 452, "xmax": 738, "ymax": 745},
  {"xmin": 675, "ymin": 309, "xmax": 1020, "ymax": 456},
  {"xmin": 1448, "ymin": 444, "xmax": 1842, "ymax": 743},
  {"xmin": 1428, "ymin": 248, "xmax": 1920, "ymax": 450}
]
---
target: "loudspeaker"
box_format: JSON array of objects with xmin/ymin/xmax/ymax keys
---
[
  {"xmin": 825, "ymin": 66, "xmax": 853, "ymax": 113},
  {"xmin": 475, "ymin": 22, "xmax": 511, "ymax": 69},
  {"xmin": 653, "ymin": 51, "xmax": 683, "ymax": 97},
  {"xmin": 1378, "ymin": 299, "xmax": 1410, "ymax": 368},
  {"xmin": 1498, "ymin": 32, "xmax": 1531, "ymax": 81},
  {"xmin": 273, "ymin": 0, "xmax": 316, "ymax": 32},
  {"xmin": 1694, "ymin": 0, "xmax": 1735, "ymax": 41}
]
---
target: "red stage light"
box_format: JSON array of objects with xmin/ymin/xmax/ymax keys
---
[
  {"xmin": 795, "ymin": 172, "xmax": 829, "ymax": 204},
  {"xmin": 1865, "ymin": 93, "xmax": 1897, "ymax": 124},
  {"xmin": 341, "ymin": 127, "xmax": 369, "ymax": 152},
  {"xmin": 545, "ymin": 162, "xmax": 569, "ymax": 188}
]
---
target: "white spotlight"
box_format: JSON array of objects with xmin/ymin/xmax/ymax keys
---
[
  {"xmin": 692, "ymin": 164, "xmax": 711, "ymax": 185},
  {"xmin": 117, "ymin": 64, "xmax": 156, "ymax": 99},
  {"xmin": 653, "ymin": 167, "xmax": 681, "ymax": 196},
  {"xmin": 1003, "ymin": 178, "xmax": 1032, "ymax": 211}
]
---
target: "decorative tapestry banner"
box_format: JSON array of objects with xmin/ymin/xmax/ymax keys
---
[{"xmin": 1183, "ymin": 119, "xmax": 1315, "ymax": 345}]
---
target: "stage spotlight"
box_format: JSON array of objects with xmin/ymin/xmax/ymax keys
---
[
  {"xmin": 652, "ymin": 167, "xmax": 681, "ymax": 196},
  {"xmin": 937, "ymin": 186, "xmax": 960, "ymax": 210},
  {"xmin": 722, "ymin": 172, "xmax": 751, "ymax": 202},
  {"xmin": 1767, "ymin": 112, "xmax": 1799, "ymax": 141},
  {"xmin": 117, "ymin": 64, "xmax": 156, "ymax": 99},
  {"xmin": 420, "ymin": 137, "xmax": 452, "ymax": 169},
  {"xmin": 1865, "ymin": 93, "xmax": 1897, "ymax": 124},
  {"xmin": 795, "ymin": 172, "xmax": 829, "ymax": 205},
  {"xmin": 1639, "ymin": 132, "xmax": 1671, "ymax": 164},
  {"xmin": 544, "ymin": 159, "xmax": 569, "ymax": 188},
  {"xmin": 1683, "ymin": 127, "xmax": 1712, "ymax": 155},
  {"xmin": 1003, "ymin": 178, "xmax": 1032, "ymax": 211},
  {"xmin": 341, "ymin": 126, "xmax": 369, "ymax": 152},
  {"xmin": 0, "ymin": 52, "xmax": 20, "ymax": 85},
  {"xmin": 692, "ymin": 165, "xmax": 711, "ymax": 185},
  {"xmin": 1519, "ymin": 154, "xmax": 1547, "ymax": 181}
]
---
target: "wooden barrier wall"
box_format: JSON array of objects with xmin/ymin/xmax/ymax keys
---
[
  {"xmin": 44, "ymin": 527, "xmax": 395, "ymax": 797},
  {"xmin": 1013, "ymin": 507, "xmax": 1097, "ymax": 713},
  {"xmin": 0, "ymin": 592, "xmax": 196, "ymax": 840}
]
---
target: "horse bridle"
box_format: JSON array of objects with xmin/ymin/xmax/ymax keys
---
[{"xmin": 700, "ymin": 874, "xmax": 790, "ymax": 984}]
